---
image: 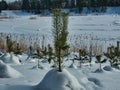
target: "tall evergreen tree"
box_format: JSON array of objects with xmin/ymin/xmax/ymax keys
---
[
  {"xmin": 90, "ymin": 0, "xmax": 98, "ymax": 12},
  {"xmin": 85, "ymin": 0, "xmax": 91, "ymax": 13},
  {"xmin": 30, "ymin": 0, "xmax": 37, "ymax": 12},
  {"xmin": 52, "ymin": 9, "xmax": 69, "ymax": 72},
  {"xmin": 0, "ymin": 0, "xmax": 8, "ymax": 10},
  {"xmin": 36, "ymin": 0, "xmax": 41, "ymax": 13},
  {"xmin": 0, "ymin": 1, "xmax": 1, "ymax": 13},
  {"xmin": 77, "ymin": 0, "xmax": 84, "ymax": 13},
  {"xmin": 21, "ymin": 0, "xmax": 30, "ymax": 12},
  {"xmin": 100, "ymin": 0, "xmax": 107, "ymax": 12}
]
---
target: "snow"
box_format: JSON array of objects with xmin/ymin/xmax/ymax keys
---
[
  {"xmin": 69, "ymin": 63, "xmax": 78, "ymax": 69},
  {"xmin": 0, "ymin": 0, "xmax": 16, "ymax": 3},
  {"xmin": 37, "ymin": 69, "xmax": 85, "ymax": 90},
  {"xmin": 103, "ymin": 65, "xmax": 113, "ymax": 71},
  {"xmin": 0, "ymin": 10, "xmax": 120, "ymax": 90},
  {"xmin": 0, "ymin": 10, "xmax": 120, "ymax": 49},
  {"xmin": 113, "ymin": 20, "xmax": 120, "ymax": 26},
  {"xmin": 0, "ymin": 55, "xmax": 120, "ymax": 90},
  {"xmin": 0, "ymin": 53, "xmax": 21, "ymax": 65},
  {"xmin": 0, "ymin": 60, "xmax": 22, "ymax": 78}
]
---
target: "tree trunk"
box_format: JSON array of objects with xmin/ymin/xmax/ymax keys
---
[
  {"xmin": 100, "ymin": 63, "xmax": 102, "ymax": 71},
  {"xmin": 58, "ymin": 47, "xmax": 62, "ymax": 72},
  {"xmin": 80, "ymin": 62, "xmax": 82, "ymax": 68},
  {"xmin": 110, "ymin": 61, "xmax": 112, "ymax": 67},
  {"xmin": 89, "ymin": 56, "xmax": 92, "ymax": 67},
  {"xmin": 38, "ymin": 59, "xmax": 40, "ymax": 68}
]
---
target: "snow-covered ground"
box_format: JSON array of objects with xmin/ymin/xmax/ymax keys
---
[
  {"xmin": 0, "ymin": 11, "xmax": 120, "ymax": 41},
  {"xmin": 0, "ymin": 10, "xmax": 120, "ymax": 90},
  {"xmin": 0, "ymin": 53, "xmax": 120, "ymax": 90}
]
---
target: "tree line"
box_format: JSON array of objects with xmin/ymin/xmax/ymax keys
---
[{"xmin": 0, "ymin": 0, "xmax": 120, "ymax": 14}]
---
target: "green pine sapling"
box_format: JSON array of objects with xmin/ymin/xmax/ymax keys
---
[
  {"xmin": 79, "ymin": 49, "xmax": 88, "ymax": 68},
  {"xmin": 52, "ymin": 9, "xmax": 69, "ymax": 72},
  {"xmin": 105, "ymin": 42, "xmax": 120, "ymax": 68},
  {"xmin": 47, "ymin": 44, "xmax": 54, "ymax": 63},
  {"xmin": 96, "ymin": 55, "xmax": 107, "ymax": 71},
  {"xmin": 6, "ymin": 35, "xmax": 16, "ymax": 53},
  {"xmin": 14, "ymin": 43, "xmax": 22, "ymax": 55}
]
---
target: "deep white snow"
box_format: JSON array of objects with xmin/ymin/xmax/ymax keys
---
[
  {"xmin": 0, "ymin": 10, "xmax": 120, "ymax": 90},
  {"xmin": 37, "ymin": 69, "xmax": 85, "ymax": 90},
  {"xmin": 0, "ymin": 60, "xmax": 22, "ymax": 78},
  {"xmin": 0, "ymin": 53, "xmax": 21, "ymax": 65}
]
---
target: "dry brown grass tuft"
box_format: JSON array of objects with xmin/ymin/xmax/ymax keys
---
[
  {"xmin": 29, "ymin": 16, "xmax": 37, "ymax": 20},
  {"xmin": 0, "ymin": 15, "xmax": 14, "ymax": 20}
]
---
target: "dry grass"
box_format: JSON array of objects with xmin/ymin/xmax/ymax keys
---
[
  {"xmin": 29, "ymin": 16, "xmax": 37, "ymax": 20},
  {"xmin": 0, "ymin": 33, "xmax": 113, "ymax": 55},
  {"xmin": 0, "ymin": 15, "xmax": 14, "ymax": 19},
  {"xmin": 37, "ymin": 14, "xmax": 50, "ymax": 17}
]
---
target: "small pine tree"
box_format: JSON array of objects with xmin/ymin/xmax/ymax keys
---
[
  {"xmin": 105, "ymin": 47, "xmax": 115, "ymax": 67},
  {"xmin": 42, "ymin": 46, "xmax": 47, "ymax": 58},
  {"xmin": 52, "ymin": 9, "xmax": 69, "ymax": 72},
  {"xmin": 14, "ymin": 43, "xmax": 22, "ymax": 54},
  {"xmin": 79, "ymin": 49, "xmax": 88, "ymax": 68},
  {"xmin": 47, "ymin": 44, "xmax": 53, "ymax": 63},
  {"xmin": 105, "ymin": 42, "xmax": 120, "ymax": 68},
  {"xmin": 96, "ymin": 55, "xmax": 107, "ymax": 71},
  {"xmin": 6, "ymin": 35, "xmax": 15, "ymax": 53}
]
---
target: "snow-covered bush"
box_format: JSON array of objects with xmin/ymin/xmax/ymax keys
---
[
  {"xmin": 69, "ymin": 63, "xmax": 77, "ymax": 69},
  {"xmin": 0, "ymin": 53, "xmax": 21, "ymax": 65}
]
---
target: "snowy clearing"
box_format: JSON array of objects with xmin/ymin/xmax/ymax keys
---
[
  {"xmin": 0, "ymin": 11, "xmax": 120, "ymax": 48},
  {"xmin": 0, "ymin": 10, "xmax": 120, "ymax": 90}
]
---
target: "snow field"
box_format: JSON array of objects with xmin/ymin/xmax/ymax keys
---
[
  {"xmin": 0, "ymin": 53, "xmax": 120, "ymax": 90},
  {"xmin": 0, "ymin": 10, "xmax": 120, "ymax": 90},
  {"xmin": 0, "ymin": 11, "xmax": 120, "ymax": 53}
]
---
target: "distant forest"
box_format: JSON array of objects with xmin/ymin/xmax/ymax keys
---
[{"xmin": 0, "ymin": 0, "xmax": 120, "ymax": 14}]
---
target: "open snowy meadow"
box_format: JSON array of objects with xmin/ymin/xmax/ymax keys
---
[{"xmin": 0, "ymin": 11, "xmax": 120, "ymax": 90}]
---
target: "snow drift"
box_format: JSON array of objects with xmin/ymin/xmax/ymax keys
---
[
  {"xmin": 37, "ymin": 69, "xmax": 85, "ymax": 90},
  {"xmin": 69, "ymin": 63, "xmax": 77, "ymax": 69},
  {"xmin": 0, "ymin": 53, "xmax": 21, "ymax": 65},
  {"xmin": 0, "ymin": 61, "xmax": 22, "ymax": 78},
  {"xmin": 113, "ymin": 20, "xmax": 120, "ymax": 26},
  {"xmin": 103, "ymin": 66, "xmax": 113, "ymax": 71}
]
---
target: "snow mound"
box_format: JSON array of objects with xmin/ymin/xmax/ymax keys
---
[
  {"xmin": 31, "ymin": 64, "xmax": 47, "ymax": 70},
  {"xmin": 113, "ymin": 20, "xmax": 120, "ymax": 26},
  {"xmin": 41, "ymin": 59, "xmax": 48, "ymax": 63},
  {"xmin": 94, "ymin": 69, "xmax": 104, "ymax": 73},
  {"xmin": 0, "ymin": 53, "xmax": 21, "ymax": 65},
  {"xmin": 69, "ymin": 63, "xmax": 77, "ymax": 69},
  {"xmin": 0, "ymin": 61, "xmax": 22, "ymax": 78},
  {"xmin": 37, "ymin": 69, "xmax": 85, "ymax": 90},
  {"xmin": 27, "ymin": 58, "xmax": 37, "ymax": 63},
  {"xmin": 88, "ymin": 77, "xmax": 102, "ymax": 87},
  {"xmin": 103, "ymin": 66, "xmax": 113, "ymax": 71}
]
